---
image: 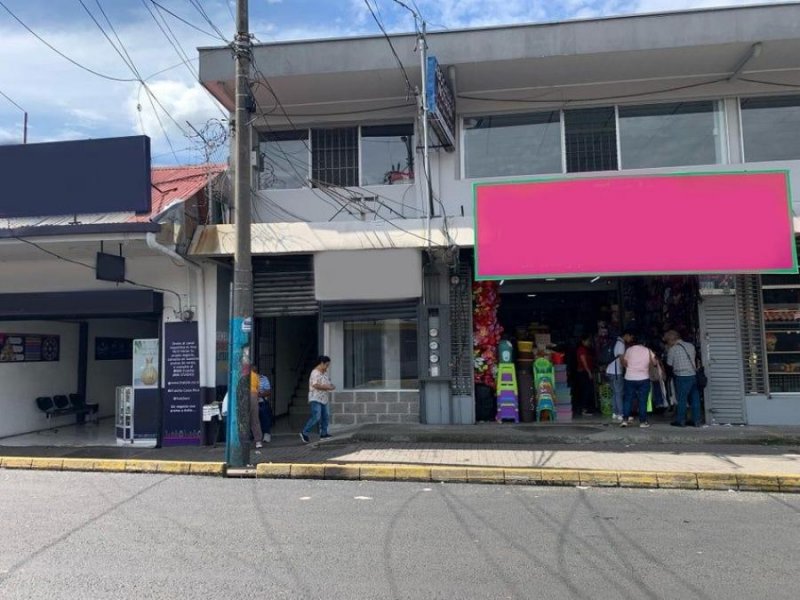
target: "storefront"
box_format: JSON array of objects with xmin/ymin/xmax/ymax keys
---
[{"xmin": 471, "ymin": 171, "xmax": 798, "ymax": 426}]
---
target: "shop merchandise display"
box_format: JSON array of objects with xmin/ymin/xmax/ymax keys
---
[
  {"xmin": 473, "ymin": 281, "xmax": 503, "ymax": 388},
  {"xmin": 495, "ymin": 363, "xmax": 520, "ymax": 423}
]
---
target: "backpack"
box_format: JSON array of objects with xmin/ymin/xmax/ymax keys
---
[{"xmin": 599, "ymin": 337, "xmax": 619, "ymax": 366}]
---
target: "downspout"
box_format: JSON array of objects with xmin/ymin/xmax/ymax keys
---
[{"xmin": 146, "ymin": 232, "xmax": 208, "ymax": 390}]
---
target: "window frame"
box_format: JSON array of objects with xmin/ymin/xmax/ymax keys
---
[
  {"xmin": 342, "ymin": 317, "xmax": 419, "ymax": 391},
  {"xmin": 739, "ymin": 93, "xmax": 800, "ymax": 163}
]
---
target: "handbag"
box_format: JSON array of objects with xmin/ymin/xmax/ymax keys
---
[
  {"xmin": 678, "ymin": 343, "xmax": 706, "ymax": 389},
  {"xmin": 648, "ymin": 352, "xmax": 662, "ymax": 382}
]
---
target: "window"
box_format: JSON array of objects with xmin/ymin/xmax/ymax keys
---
[
  {"xmin": 618, "ymin": 101, "xmax": 722, "ymax": 169},
  {"xmin": 361, "ymin": 125, "xmax": 415, "ymax": 185},
  {"xmin": 312, "ymin": 127, "xmax": 358, "ymax": 187},
  {"xmin": 741, "ymin": 95, "xmax": 800, "ymax": 162},
  {"xmin": 761, "ymin": 272, "xmax": 800, "ymax": 393},
  {"xmin": 258, "ymin": 130, "xmax": 309, "ymax": 189},
  {"xmin": 463, "ymin": 112, "xmax": 561, "ymax": 179},
  {"xmin": 344, "ymin": 319, "xmax": 418, "ymax": 390},
  {"xmin": 564, "ymin": 107, "xmax": 618, "ymax": 173}
]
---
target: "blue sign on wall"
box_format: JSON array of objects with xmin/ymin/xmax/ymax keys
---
[
  {"xmin": 425, "ymin": 56, "xmax": 456, "ymax": 152},
  {"xmin": 0, "ymin": 135, "xmax": 151, "ymax": 218}
]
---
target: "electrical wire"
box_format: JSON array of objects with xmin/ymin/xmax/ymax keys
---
[
  {"xmin": 0, "ymin": 0, "xmax": 138, "ymax": 82},
  {"xmin": 187, "ymin": 0, "xmax": 228, "ymax": 43},
  {"xmin": 739, "ymin": 76, "xmax": 800, "ymax": 90},
  {"xmin": 0, "ymin": 88, "xmax": 25, "ymax": 113},
  {"xmin": 148, "ymin": 0, "xmax": 223, "ymax": 41},
  {"xmin": 363, "ymin": 0, "xmax": 414, "ymax": 95}
]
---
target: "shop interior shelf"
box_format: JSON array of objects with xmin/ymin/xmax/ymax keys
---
[
  {"xmin": 763, "ymin": 328, "xmax": 800, "ymax": 333},
  {"xmin": 767, "ymin": 351, "xmax": 800, "ymax": 354},
  {"xmin": 768, "ymin": 372, "xmax": 800, "ymax": 375}
]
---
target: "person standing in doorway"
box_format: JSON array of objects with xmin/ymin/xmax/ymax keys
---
[
  {"xmin": 249, "ymin": 367, "xmax": 265, "ymax": 449},
  {"xmin": 576, "ymin": 334, "xmax": 595, "ymax": 416},
  {"xmin": 300, "ymin": 356, "xmax": 335, "ymax": 443},
  {"xmin": 620, "ymin": 330, "xmax": 655, "ymax": 428},
  {"xmin": 664, "ymin": 330, "xmax": 702, "ymax": 427},
  {"xmin": 605, "ymin": 332, "xmax": 629, "ymax": 421}
]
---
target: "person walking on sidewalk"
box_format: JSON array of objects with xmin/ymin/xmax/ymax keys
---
[
  {"xmin": 257, "ymin": 370, "xmax": 273, "ymax": 443},
  {"xmin": 605, "ymin": 332, "xmax": 628, "ymax": 421},
  {"xmin": 620, "ymin": 330, "xmax": 656, "ymax": 428},
  {"xmin": 250, "ymin": 368, "xmax": 265, "ymax": 449},
  {"xmin": 300, "ymin": 356, "xmax": 335, "ymax": 443},
  {"xmin": 664, "ymin": 330, "xmax": 702, "ymax": 427}
]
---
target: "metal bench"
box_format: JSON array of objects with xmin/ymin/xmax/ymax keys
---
[{"xmin": 35, "ymin": 394, "xmax": 99, "ymax": 423}]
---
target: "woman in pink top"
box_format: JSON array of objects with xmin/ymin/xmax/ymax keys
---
[{"xmin": 620, "ymin": 330, "xmax": 656, "ymax": 428}]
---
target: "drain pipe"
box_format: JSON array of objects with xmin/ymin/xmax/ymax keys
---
[{"xmin": 145, "ymin": 232, "xmax": 208, "ymax": 391}]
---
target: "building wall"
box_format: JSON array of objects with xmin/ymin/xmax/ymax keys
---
[
  {"xmin": 330, "ymin": 390, "xmax": 420, "ymax": 425},
  {"xmin": 745, "ymin": 395, "xmax": 800, "ymax": 426},
  {"xmin": 0, "ymin": 320, "xmax": 79, "ymax": 439}
]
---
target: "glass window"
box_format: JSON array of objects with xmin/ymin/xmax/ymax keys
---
[
  {"xmin": 257, "ymin": 130, "xmax": 309, "ymax": 189},
  {"xmin": 361, "ymin": 124, "xmax": 415, "ymax": 185},
  {"xmin": 463, "ymin": 112, "xmax": 562, "ymax": 178},
  {"xmin": 741, "ymin": 95, "xmax": 800, "ymax": 162},
  {"xmin": 762, "ymin": 272, "xmax": 800, "ymax": 393},
  {"xmin": 564, "ymin": 107, "xmax": 618, "ymax": 173},
  {"xmin": 312, "ymin": 127, "xmax": 359, "ymax": 187},
  {"xmin": 344, "ymin": 319, "xmax": 418, "ymax": 390},
  {"xmin": 619, "ymin": 101, "xmax": 722, "ymax": 169}
]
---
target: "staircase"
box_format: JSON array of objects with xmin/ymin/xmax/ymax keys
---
[{"xmin": 288, "ymin": 353, "xmax": 318, "ymax": 430}]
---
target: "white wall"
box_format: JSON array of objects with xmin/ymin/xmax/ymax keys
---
[
  {"xmin": 273, "ymin": 316, "xmax": 317, "ymax": 415},
  {"xmin": 86, "ymin": 319, "xmax": 158, "ymax": 417},
  {"xmin": 0, "ymin": 320, "xmax": 79, "ymax": 438}
]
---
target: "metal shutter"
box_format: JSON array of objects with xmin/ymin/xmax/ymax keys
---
[
  {"xmin": 320, "ymin": 299, "xmax": 419, "ymax": 322},
  {"xmin": 699, "ymin": 295, "xmax": 747, "ymax": 424},
  {"xmin": 253, "ymin": 256, "xmax": 317, "ymax": 317},
  {"xmin": 736, "ymin": 275, "xmax": 768, "ymax": 395}
]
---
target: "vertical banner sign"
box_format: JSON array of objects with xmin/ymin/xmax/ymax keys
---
[
  {"xmin": 425, "ymin": 55, "xmax": 456, "ymax": 152},
  {"xmin": 132, "ymin": 338, "xmax": 160, "ymax": 445},
  {"xmin": 162, "ymin": 322, "xmax": 202, "ymax": 446}
]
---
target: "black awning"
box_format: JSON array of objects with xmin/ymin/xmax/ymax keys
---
[{"xmin": 0, "ymin": 290, "xmax": 163, "ymax": 320}]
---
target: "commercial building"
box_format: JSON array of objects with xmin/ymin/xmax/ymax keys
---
[{"xmin": 193, "ymin": 3, "xmax": 800, "ymax": 427}]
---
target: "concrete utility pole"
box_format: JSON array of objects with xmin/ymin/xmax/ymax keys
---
[
  {"xmin": 226, "ymin": 0, "xmax": 253, "ymax": 468},
  {"xmin": 417, "ymin": 21, "xmax": 433, "ymax": 248}
]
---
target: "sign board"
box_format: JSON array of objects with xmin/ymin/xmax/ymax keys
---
[
  {"xmin": 132, "ymin": 338, "xmax": 160, "ymax": 443},
  {"xmin": 95, "ymin": 337, "xmax": 133, "ymax": 361},
  {"xmin": 425, "ymin": 56, "xmax": 456, "ymax": 152},
  {"xmin": 0, "ymin": 333, "xmax": 59, "ymax": 363},
  {"xmin": 475, "ymin": 171, "xmax": 797, "ymax": 279},
  {"xmin": 0, "ymin": 135, "xmax": 151, "ymax": 218},
  {"xmin": 162, "ymin": 322, "xmax": 202, "ymax": 446}
]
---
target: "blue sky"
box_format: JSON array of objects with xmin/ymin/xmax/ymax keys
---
[{"xmin": 0, "ymin": 0, "xmax": 784, "ymax": 164}]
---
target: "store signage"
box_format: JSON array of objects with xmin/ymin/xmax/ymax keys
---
[
  {"xmin": 425, "ymin": 56, "xmax": 456, "ymax": 152},
  {"xmin": 0, "ymin": 333, "xmax": 59, "ymax": 363},
  {"xmin": 162, "ymin": 322, "xmax": 202, "ymax": 446},
  {"xmin": 0, "ymin": 135, "xmax": 151, "ymax": 218},
  {"xmin": 95, "ymin": 337, "xmax": 133, "ymax": 361},
  {"xmin": 132, "ymin": 338, "xmax": 160, "ymax": 443},
  {"xmin": 475, "ymin": 171, "xmax": 797, "ymax": 279}
]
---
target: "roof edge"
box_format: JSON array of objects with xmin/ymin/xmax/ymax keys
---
[{"xmin": 0, "ymin": 223, "xmax": 161, "ymax": 240}]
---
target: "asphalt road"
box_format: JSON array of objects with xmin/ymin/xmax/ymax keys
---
[{"xmin": 0, "ymin": 471, "xmax": 798, "ymax": 600}]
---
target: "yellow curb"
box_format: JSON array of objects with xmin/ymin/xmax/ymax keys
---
[
  {"xmin": 324, "ymin": 464, "xmax": 361, "ymax": 480},
  {"xmin": 394, "ymin": 465, "xmax": 431, "ymax": 482},
  {"xmin": 430, "ymin": 467, "xmax": 469, "ymax": 483},
  {"xmin": 61, "ymin": 458, "xmax": 97, "ymax": 472},
  {"xmin": 125, "ymin": 461, "xmax": 162, "ymax": 474},
  {"xmin": 617, "ymin": 471, "xmax": 659, "ymax": 488},
  {"xmin": 579, "ymin": 470, "xmax": 620, "ymax": 487},
  {"xmin": 2, "ymin": 457, "xmax": 33, "ymax": 469},
  {"xmin": 778, "ymin": 475, "xmax": 800, "ymax": 493},
  {"xmin": 189, "ymin": 462, "xmax": 226, "ymax": 476},
  {"xmin": 156, "ymin": 461, "xmax": 192, "ymax": 475},
  {"xmin": 736, "ymin": 474, "xmax": 781, "ymax": 493},
  {"xmin": 657, "ymin": 472, "xmax": 699, "ymax": 490},
  {"xmin": 92, "ymin": 459, "xmax": 128, "ymax": 472},
  {"xmin": 290, "ymin": 463, "xmax": 326, "ymax": 479},
  {"xmin": 540, "ymin": 469, "xmax": 582, "ymax": 486},
  {"xmin": 256, "ymin": 463, "xmax": 291, "ymax": 478},
  {"xmin": 29, "ymin": 458, "xmax": 64, "ymax": 471},
  {"xmin": 696, "ymin": 473, "xmax": 738, "ymax": 491},
  {"xmin": 466, "ymin": 467, "xmax": 505, "ymax": 484},
  {"xmin": 503, "ymin": 468, "xmax": 544, "ymax": 485},
  {"xmin": 359, "ymin": 465, "xmax": 396, "ymax": 481}
]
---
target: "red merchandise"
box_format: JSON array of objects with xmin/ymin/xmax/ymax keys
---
[{"xmin": 473, "ymin": 281, "xmax": 504, "ymax": 388}]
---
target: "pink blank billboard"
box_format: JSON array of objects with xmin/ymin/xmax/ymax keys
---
[{"xmin": 475, "ymin": 172, "xmax": 797, "ymax": 279}]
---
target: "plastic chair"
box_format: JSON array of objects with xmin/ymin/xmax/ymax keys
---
[{"xmin": 536, "ymin": 393, "xmax": 557, "ymax": 422}]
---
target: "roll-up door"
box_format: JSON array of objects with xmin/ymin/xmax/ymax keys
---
[
  {"xmin": 320, "ymin": 299, "xmax": 419, "ymax": 322},
  {"xmin": 253, "ymin": 256, "xmax": 317, "ymax": 317},
  {"xmin": 699, "ymin": 295, "xmax": 747, "ymax": 424}
]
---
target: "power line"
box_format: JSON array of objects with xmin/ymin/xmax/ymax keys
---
[
  {"xmin": 0, "ymin": 88, "xmax": 25, "ymax": 113},
  {"xmin": 187, "ymin": 0, "xmax": 228, "ymax": 43},
  {"xmin": 0, "ymin": 0, "xmax": 138, "ymax": 83},
  {"xmin": 148, "ymin": 0, "xmax": 224, "ymax": 41},
  {"xmin": 363, "ymin": 0, "xmax": 414, "ymax": 95}
]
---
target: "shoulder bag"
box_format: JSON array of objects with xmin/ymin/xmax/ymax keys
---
[{"xmin": 678, "ymin": 342, "xmax": 707, "ymax": 389}]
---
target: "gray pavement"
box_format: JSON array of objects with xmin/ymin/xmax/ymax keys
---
[{"xmin": 1, "ymin": 470, "xmax": 799, "ymax": 599}]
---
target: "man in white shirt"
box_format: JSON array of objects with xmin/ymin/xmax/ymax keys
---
[
  {"xmin": 605, "ymin": 332, "xmax": 630, "ymax": 421},
  {"xmin": 664, "ymin": 330, "xmax": 701, "ymax": 427}
]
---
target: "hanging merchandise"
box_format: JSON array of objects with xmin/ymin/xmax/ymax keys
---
[{"xmin": 473, "ymin": 281, "xmax": 504, "ymax": 388}]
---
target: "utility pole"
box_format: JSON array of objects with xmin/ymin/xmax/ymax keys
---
[
  {"xmin": 226, "ymin": 0, "xmax": 253, "ymax": 468},
  {"xmin": 417, "ymin": 21, "xmax": 433, "ymax": 248}
]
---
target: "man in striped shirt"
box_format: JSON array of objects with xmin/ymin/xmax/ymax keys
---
[{"xmin": 665, "ymin": 330, "xmax": 701, "ymax": 427}]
